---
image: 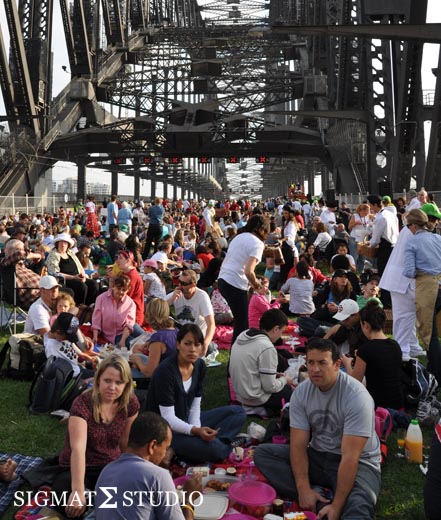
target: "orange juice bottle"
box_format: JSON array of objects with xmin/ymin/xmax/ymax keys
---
[{"xmin": 405, "ymin": 419, "xmax": 423, "ymax": 463}]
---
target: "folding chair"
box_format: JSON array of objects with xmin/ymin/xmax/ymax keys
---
[{"xmin": 0, "ymin": 264, "xmax": 31, "ymax": 334}]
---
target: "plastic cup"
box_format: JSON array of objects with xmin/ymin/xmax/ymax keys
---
[{"xmin": 272, "ymin": 435, "xmax": 287, "ymax": 444}]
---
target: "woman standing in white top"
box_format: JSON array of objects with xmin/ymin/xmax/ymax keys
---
[
  {"xmin": 280, "ymin": 205, "xmax": 300, "ymax": 284},
  {"xmin": 348, "ymin": 203, "xmax": 371, "ymax": 273},
  {"xmin": 218, "ymin": 215, "xmax": 269, "ymax": 344}
]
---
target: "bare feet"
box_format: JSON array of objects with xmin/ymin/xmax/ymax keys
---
[{"xmin": 0, "ymin": 459, "xmax": 18, "ymax": 482}]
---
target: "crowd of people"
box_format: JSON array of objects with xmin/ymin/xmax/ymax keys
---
[{"xmin": 0, "ymin": 188, "xmax": 441, "ymax": 519}]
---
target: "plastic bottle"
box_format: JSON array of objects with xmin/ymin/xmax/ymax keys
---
[{"xmin": 405, "ymin": 419, "xmax": 423, "ymax": 463}]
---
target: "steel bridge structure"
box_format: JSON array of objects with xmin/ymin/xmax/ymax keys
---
[{"xmin": 0, "ymin": 0, "xmax": 440, "ymax": 200}]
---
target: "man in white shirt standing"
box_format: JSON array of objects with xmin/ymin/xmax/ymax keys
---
[
  {"xmin": 367, "ymin": 195, "xmax": 399, "ymax": 277},
  {"xmin": 320, "ymin": 201, "xmax": 338, "ymax": 237}
]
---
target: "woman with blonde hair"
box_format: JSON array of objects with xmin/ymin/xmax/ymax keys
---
[
  {"xmin": 51, "ymin": 354, "xmax": 139, "ymax": 518},
  {"xmin": 348, "ymin": 202, "xmax": 372, "ymax": 273},
  {"xmin": 130, "ymin": 298, "xmax": 178, "ymax": 379}
]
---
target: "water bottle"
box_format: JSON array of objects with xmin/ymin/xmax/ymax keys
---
[{"xmin": 405, "ymin": 419, "xmax": 423, "ymax": 463}]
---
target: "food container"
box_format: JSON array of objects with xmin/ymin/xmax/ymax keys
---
[
  {"xmin": 194, "ymin": 494, "xmax": 228, "ymax": 519},
  {"xmin": 186, "ymin": 466, "xmax": 210, "ymax": 477},
  {"xmin": 228, "ymin": 479, "xmax": 276, "ymax": 518},
  {"xmin": 202, "ymin": 474, "xmax": 238, "ymax": 495}
]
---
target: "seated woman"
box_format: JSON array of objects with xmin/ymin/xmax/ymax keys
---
[
  {"xmin": 280, "ymin": 260, "xmax": 315, "ymax": 317},
  {"xmin": 130, "ymin": 298, "xmax": 178, "ymax": 379},
  {"xmin": 51, "ymin": 355, "xmax": 139, "ymax": 518},
  {"xmin": 91, "ymin": 274, "xmax": 136, "ymax": 349},
  {"xmin": 142, "ymin": 258, "xmax": 166, "ymax": 301},
  {"xmin": 341, "ymin": 300, "xmax": 404, "ymax": 410},
  {"xmin": 46, "ymin": 233, "xmax": 98, "ymax": 306},
  {"xmin": 313, "ymin": 222, "xmax": 332, "ymax": 258},
  {"xmin": 248, "ymin": 275, "xmax": 286, "ymax": 327},
  {"xmin": 146, "ymin": 323, "xmax": 246, "ymax": 463}
]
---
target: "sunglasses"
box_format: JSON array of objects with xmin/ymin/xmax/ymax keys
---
[{"xmin": 178, "ymin": 279, "xmax": 193, "ymax": 286}]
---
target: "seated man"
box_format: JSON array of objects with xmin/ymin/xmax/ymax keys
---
[
  {"xmin": 95, "ymin": 412, "xmax": 202, "ymax": 519},
  {"xmin": 24, "ymin": 275, "xmax": 61, "ymax": 335},
  {"xmin": 166, "ymin": 269, "xmax": 215, "ymax": 356},
  {"xmin": 254, "ymin": 337, "xmax": 381, "ymax": 520},
  {"xmin": 230, "ymin": 309, "xmax": 294, "ymax": 413},
  {"xmin": 323, "ymin": 299, "xmax": 365, "ymax": 356}
]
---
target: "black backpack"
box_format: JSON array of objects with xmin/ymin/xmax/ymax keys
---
[
  {"xmin": 402, "ymin": 358, "xmax": 438, "ymax": 404},
  {"xmin": 29, "ymin": 356, "xmax": 86, "ymax": 414},
  {"xmin": 0, "ymin": 335, "xmax": 46, "ymax": 380}
]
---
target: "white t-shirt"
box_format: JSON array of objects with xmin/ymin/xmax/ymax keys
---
[
  {"xmin": 169, "ymin": 288, "xmax": 213, "ymax": 335},
  {"xmin": 219, "ymin": 232, "xmax": 264, "ymax": 290},
  {"xmin": 44, "ymin": 336, "xmax": 80, "ymax": 377},
  {"xmin": 24, "ymin": 298, "xmax": 52, "ymax": 334},
  {"xmin": 143, "ymin": 272, "xmax": 166, "ymax": 299}
]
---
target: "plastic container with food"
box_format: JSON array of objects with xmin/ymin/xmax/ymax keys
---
[{"xmin": 228, "ymin": 479, "xmax": 276, "ymax": 517}]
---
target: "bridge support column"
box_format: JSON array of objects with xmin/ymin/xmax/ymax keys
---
[
  {"xmin": 151, "ymin": 178, "xmax": 156, "ymax": 199},
  {"xmin": 134, "ymin": 170, "xmax": 140, "ymax": 202},
  {"xmin": 163, "ymin": 182, "xmax": 168, "ymax": 200},
  {"xmin": 77, "ymin": 162, "xmax": 86, "ymax": 201},
  {"xmin": 111, "ymin": 171, "xmax": 118, "ymax": 195},
  {"xmin": 173, "ymin": 183, "xmax": 178, "ymax": 201}
]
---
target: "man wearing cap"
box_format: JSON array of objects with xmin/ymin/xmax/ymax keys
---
[
  {"xmin": 166, "ymin": 269, "xmax": 215, "ymax": 356},
  {"xmin": 366, "ymin": 195, "xmax": 399, "ymax": 277},
  {"xmin": 382, "ymin": 196, "xmax": 397, "ymax": 215},
  {"xmin": 404, "ymin": 208, "xmax": 441, "ymax": 384},
  {"xmin": 323, "ymin": 299, "xmax": 364, "ymax": 356},
  {"xmin": 0, "ymin": 238, "xmax": 42, "ymax": 308},
  {"xmin": 24, "ymin": 275, "xmax": 60, "ymax": 335},
  {"xmin": 143, "ymin": 197, "xmax": 165, "ymax": 259}
]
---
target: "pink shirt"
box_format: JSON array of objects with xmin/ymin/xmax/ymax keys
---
[
  {"xmin": 92, "ymin": 289, "xmax": 136, "ymax": 343},
  {"xmin": 248, "ymin": 293, "xmax": 281, "ymax": 329}
]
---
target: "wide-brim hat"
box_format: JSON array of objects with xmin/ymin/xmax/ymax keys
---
[{"xmin": 54, "ymin": 233, "xmax": 75, "ymax": 248}]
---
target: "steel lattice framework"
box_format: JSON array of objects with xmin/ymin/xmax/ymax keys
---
[{"xmin": 0, "ymin": 0, "xmax": 440, "ymax": 199}]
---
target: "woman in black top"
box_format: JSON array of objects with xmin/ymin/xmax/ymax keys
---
[
  {"xmin": 341, "ymin": 300, "xmax": 404, "ymax": 409},
  {"xmin": 146, "ymin": 324, "xmax": 246, "ymax": 462}
]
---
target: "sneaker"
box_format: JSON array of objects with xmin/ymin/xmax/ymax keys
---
[
  {"xmin": 230, "ymin": 435, "xmax": 250, "ymax": 449},
  {"xmin": 416, "ymin": 399, "xmax": 439, "ymax": 427},
  {"xmin": 409, "ymin": 347, "xmax": 427, "ymax": 358},
  {"xmin": 427, "ymin": 395, "xmax": 441, "ymax": 411}
]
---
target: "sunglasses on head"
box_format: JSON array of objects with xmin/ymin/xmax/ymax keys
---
[{"xmin": 179, "ymin": 279, "xmax": 192, "ymax": 286}]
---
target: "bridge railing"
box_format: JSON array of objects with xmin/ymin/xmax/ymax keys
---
[
  {"xmin": 0, "ymin": 195, "xmax": 64, "ymax": 216},
  {"xmin": 337, "ymin": 191, "xmax": 441, "ymax": 209}
]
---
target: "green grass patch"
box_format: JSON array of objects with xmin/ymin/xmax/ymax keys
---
[{"xmin": 0, "ymin": 338, "xmax": 431, "ymax": 519}]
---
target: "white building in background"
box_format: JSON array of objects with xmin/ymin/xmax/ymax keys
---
[{"xmin": 54, "ymin": 178, "xmax": 110, "ymax": 197}]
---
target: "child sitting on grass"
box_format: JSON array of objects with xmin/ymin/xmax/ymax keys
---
[
  {"xmin": 279, "ymin": 260, "xmax": 315, "ymax": 317},
  {"xmin": 248, "ymin": 276, "xmax": 286, "ymax": 329}
]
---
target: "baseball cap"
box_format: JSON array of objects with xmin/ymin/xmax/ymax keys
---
[
  {"xmin": 332, "ymin": 269, "xmax": 349, "ymax": 279},
  {"xmin": 39, "ymin": 275, "xmax": 62, "ymax": 290},
  {"xmin": 151, "ymin": 251, "xmax": 168, "ymax": 265},
  {"xmin": 143, "ymin": 258, "xmax": 158, "ymax": 269},
  {"xmin": 333, "ymin": 299, "xmax": 360, "ymax": 321},
  {"xmin": 52, "ymin": 312, "xmax": 80, "ymax": 342},
  {"xmin": 382, "ymin": 195, "xmax": 391, "ymax": 203},
  {"xmin": 421, "ymin": 203, "xmax": 441, "ymax": 220}
]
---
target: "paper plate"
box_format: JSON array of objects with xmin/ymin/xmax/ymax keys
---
[{"xmin": 194, "ymin": 494, "xmax": 228, "ymax": 519}]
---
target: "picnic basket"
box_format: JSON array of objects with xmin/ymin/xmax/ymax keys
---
[{"xmin": 357, "ymin": 239, "xmax": 378, "ymax": 258}]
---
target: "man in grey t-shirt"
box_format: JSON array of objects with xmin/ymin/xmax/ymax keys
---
[{"xmin": 254, "ymin": 338, "xmax": 381, "ymax": 520}]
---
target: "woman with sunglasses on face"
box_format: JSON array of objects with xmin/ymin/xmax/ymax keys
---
[
  {"xmin": 218, "ymin": 215, "xmax": 270, "ymax": 344},
  {"xmin": 146, "ymin": 323, "xmax": 246, "ymax": 463}
]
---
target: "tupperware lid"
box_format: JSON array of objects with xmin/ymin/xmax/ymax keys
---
[{"xmin": 228, "ymin": 480, "xmax": 276, "ymax": 506}]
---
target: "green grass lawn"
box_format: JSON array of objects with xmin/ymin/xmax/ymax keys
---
[{"xmin": 0, "ymin": 344, "xmax": 431, "ymax": 519}]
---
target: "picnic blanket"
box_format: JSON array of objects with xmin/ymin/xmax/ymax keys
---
[{"xmin": 0, "ymin": 453, "xmax": 43, "ymax": 515}]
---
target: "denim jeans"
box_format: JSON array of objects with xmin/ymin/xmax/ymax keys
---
[
  {"xmin": 171, "ymin": 405, "xmax": 246, "ymax": 463},
  {"xmin": 254, "ymin": 444, "xmax": 380, "ymax": 519}
]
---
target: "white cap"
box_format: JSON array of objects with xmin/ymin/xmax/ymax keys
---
[
  {"xmin": 333, "ymin": 299, "xmax": 360, "ymax": 321},
  {"xmin": 151, "ymin": 251, "xmax": 168, "ymax": 265},
  {"xmin": 39, "ymin": 275, "xmax": 61, "ymax": 290}
]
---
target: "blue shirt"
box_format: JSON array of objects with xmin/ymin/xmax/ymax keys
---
[
  {"xmin": 106, "ymin": 201, "xmax": 118, "ymax": 225},
  {"xmin": 403, "ymin": 229, "xmax": 441, "ymax": 277},
  {"xmin": 149, "ymin": 204, "xmax": 164, "ymax": 226}
]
